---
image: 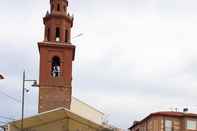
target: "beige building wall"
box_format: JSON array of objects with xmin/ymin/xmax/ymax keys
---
[
  {"xmin": 71, "ymin": 97, "xmax": 105, "ymax": 125},
  {"xmin": 8, "ymin": 118, "xmax": 101, "ymax": 131},
  {"xmin": 7, "ymin": 108, "xmax": 107, "ymax": 131},
  {"xmin": 131, "ymin": 116, "xmax": 181, "ymax": 131}
]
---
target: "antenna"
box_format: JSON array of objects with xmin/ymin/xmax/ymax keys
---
[
  {"xmin": 72, "ymin": 33, "xmax": 83, "ymax": 39},
  {"xmin": 175, "ymin": 108, "xmax": 179, "ymax": 112},
  {"xmin": 183, "ymin": 108, "xmax": 189, "ymax": 113}
]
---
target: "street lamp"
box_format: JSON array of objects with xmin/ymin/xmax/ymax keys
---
[
  {"xmin": 0, "ymin": 74, "xmax": 4, "ymax": 80},
  {"xmin": 21, "ymin": 71, "xmax": 39, "ymax": 131}
]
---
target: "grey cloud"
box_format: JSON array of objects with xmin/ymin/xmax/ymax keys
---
[{"xmin": 2, "ymin": 0, "xmax": 197, "ymax": 129}]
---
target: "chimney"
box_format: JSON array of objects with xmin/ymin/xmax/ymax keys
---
[{"xmin": 183, "ymin": 108, "xmax": 189, "ymax": 113}]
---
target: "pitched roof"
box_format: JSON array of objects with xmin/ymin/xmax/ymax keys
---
[
  {"xmin": 129, "ymin": 111, "xmax": 197, "ymax": 130},
  {"xmin": 151, "ymin": 111, "xmax": 197, "ymax": 117},
  {"xmin": 9, "ymin": 108, "xmax": 105, "ymax": 129}
]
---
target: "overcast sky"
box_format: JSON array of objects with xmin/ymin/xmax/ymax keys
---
[{"xmin": 1, "ymin": 0, "xmax": 197, "ymax": 129}]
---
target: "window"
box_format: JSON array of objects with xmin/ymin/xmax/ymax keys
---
[
  {"xmin": 57, "ymin": 4, "xmax": 60, "ymax": 11},
  {"xmin": 187, "ymin": 120, "xmax": 197, "ymax": 130},
  {"xmin": 56, "ymin": 27, "xmax": 60, "ymax": 41},
  {"xmin": 65, "ymin": 30, "xmax": 68, "ymax": 42},
  {"xmin": 47, "ymin": 28, "xmax": 50, "ymax": 41},
  {"xmin": 165, "ymin": 120, "xmax": 172, "ymax": 131},
  {"xmin": 51, "ymin": 56, "xmax": 61, "ymax": 77}
]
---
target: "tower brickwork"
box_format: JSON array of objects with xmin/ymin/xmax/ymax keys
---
[{"xmin": 38, "ymin": 0, "xmax": 75, "ymax": 113}]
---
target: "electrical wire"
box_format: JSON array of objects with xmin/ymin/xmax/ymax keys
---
[
  {"xmin": 0, "ymin": 90, "xmax": 21, "ymax": 103},
  {"xmin": 0, "ymin": 121, "xmax": 7, "ymax": 124},
  {"xmin": 0, "ymin": 116, "xmax": 16, "ymax": 121},
  {"xmin": 0, "ymin": 116, "xmax": 16, "ymax": 127}
]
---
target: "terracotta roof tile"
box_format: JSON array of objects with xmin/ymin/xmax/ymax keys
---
[{"xmin": 151, "ymin": 111, "xmax": 197, "ymax": 117}]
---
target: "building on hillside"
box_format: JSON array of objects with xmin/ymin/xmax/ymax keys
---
[
  {"xmin": 6, "ymin": 108, "xmax": 111, "ymax": 131},
  {"xmin": 129, "ymin": 111, "xmax": 197, "ymax": 131}
]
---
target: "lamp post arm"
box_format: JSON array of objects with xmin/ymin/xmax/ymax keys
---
[{"xmin": 24, "ymin": 80, "xmax": 36, "ymax": 82}]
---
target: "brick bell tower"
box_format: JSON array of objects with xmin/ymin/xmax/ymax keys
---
[{"xmin": 38, "ymin": 0, "xmax": 75, "ymax": 113}]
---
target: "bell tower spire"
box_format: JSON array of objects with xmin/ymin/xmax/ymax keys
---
[
  {"xmin": 50, "ymin": 0, "xmax": 68, "ymax": 14},
  {"xmin": 44, "ymin": 0, "xmax": 73, "ymax": 43},
  {"xmin": 38, "ymin": 0, "xmax": 75, "ymax": 113}
]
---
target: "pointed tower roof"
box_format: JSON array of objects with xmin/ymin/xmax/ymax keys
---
[{"xmin": 49, "ymin": 0, "xmax": 69, "ymax": 15}]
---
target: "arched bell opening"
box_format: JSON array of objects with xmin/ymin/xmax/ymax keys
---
[
  {"xmin": 51, "ymin": 56, "xmax": 61, "ymax": 77},
  {"xmin": 56, "ymin": 27, "xmax": 60, "ymax": 42}
]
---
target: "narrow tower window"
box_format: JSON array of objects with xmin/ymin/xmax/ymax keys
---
[
  {"xmin": 57, "ymin": 4, "xmax": 60, "ymax": 11},
  {"xmin": 56, "ymin": 27, "xmax": 60, "ymax": 42},
  {"xmin": 65, "ymin": 30, "xmax": 68, "ymax": 42},
  {"xmin": 51, "ymin": 56, "xmax": 61, "ymax": 77},
  {"xmin": 47, "ymin": 28, "xmax": 50, "ymax": 41}
]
